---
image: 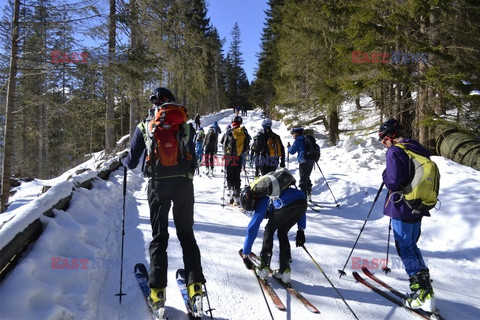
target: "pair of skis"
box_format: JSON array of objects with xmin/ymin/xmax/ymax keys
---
[
  {"xmin": 308, "ymin": 200, "xmax": 322, "ymax": 212},
  {"xmin": 134, "ymin": 263, "xmax": 212, "ymax": 319},
  {"xmin": 239, "ymin": 249, "xmax": 320, "ymax": 314},
  {"xmin": 353, "ymin": 266, "xmax": 442, "ymax": 320}
]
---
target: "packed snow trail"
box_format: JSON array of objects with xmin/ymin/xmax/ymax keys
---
[{"xmin": 1, "ymin": 108, "xmax": 480, "ymax": 319}]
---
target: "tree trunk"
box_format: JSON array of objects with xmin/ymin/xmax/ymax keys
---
[
  {"xmin": 355, "ymin": 96, "xmax": 361, "ymax": 110},
  {"xmin": 328, "ymin": 106, "xmax": 339, "ymax": 146},
  {"xmin": 417, "ymin": 15, "xmax": 428, "ymax": 144},
  {"xmin": 1, "ymin": 0, "xmax": 20, "ymax": 212},
  {"xmin": 105, "ymin": 0, "xmax": 116, "ymax": 154},
  {"xmin": 129, "ymin": 0, "xmax": 142, "ymax": 139}
]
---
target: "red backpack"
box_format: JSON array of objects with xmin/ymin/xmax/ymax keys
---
[{"xmin": 146, "ymin": 103, "xmax": 194, "ymax": 176}]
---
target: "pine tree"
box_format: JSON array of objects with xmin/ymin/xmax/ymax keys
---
[{"xmin": 225, "ymin": 23, "xmax": 250, "ymax": 108}]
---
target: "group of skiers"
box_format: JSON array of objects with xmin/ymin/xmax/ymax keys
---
[{"xmin": 121, "ymin": 87, "xmax": 436, "ymax": 319}]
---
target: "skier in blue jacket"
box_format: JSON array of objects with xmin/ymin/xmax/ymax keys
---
[
  {"xmin": 379, "ymin": 119, "xmax": 435, "ymax": 312},
  {"xmin": 240, "ymin": 184, "xmax": 307, "ymax": 284},
  {"xmin": 288, "ymin": 127, "xmax": 315, "ymax": 198}
]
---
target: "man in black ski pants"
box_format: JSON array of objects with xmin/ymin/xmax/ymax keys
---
[
  {"xmin": 222, "ymin": 116, "xmax": 250, "ymax": 205},
  {"xmin": 122, "ymin": 87, "xmax": 205, "ymax": 318}
]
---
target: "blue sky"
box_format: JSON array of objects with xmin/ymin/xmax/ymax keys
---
[{"xmin": 206, "ymin": 0, "xmax": 269, "ymax": 83}]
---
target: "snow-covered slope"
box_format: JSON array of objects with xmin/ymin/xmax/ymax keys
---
[{"xmin": 0, "ymin": 107, "xmax": 479, "ymax": 320}]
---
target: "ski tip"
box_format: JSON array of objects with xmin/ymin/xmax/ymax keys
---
[
  {"xmin": 176, "ymin": 268, "xmax": 185, "ymax": 276},
  {"xmin": 134, "ymin": 263, "xmax": 147, "ymax": 274}
]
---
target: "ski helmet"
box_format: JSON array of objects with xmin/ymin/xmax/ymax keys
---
[
  {"xmin": 378, "ymin": 119, "xmax": 404, "ymax": 141},
  {"xmin": 149, "ymin": 87, "xmax": 176, "ymax": 105},
  {"xmin": 262, "ymin": 118, "xmax": 272, "ymax": 129},
  {"xmin": 232, "ymin": 115, "xmax": 243, "ymax": 127},
  {"xmin": 239, "ymin": 186, "xmax": 257, "ymax": 211},
  {"xmin": 232, "ymin": 115, "xmax": 243, "ymax": 124},
  {"xmin": 290, "ymin": 127, "xmax": 304, "ymax": 135}
]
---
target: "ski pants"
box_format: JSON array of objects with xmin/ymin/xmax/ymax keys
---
[
  {"xmin": 195, "ymin": 141, "xmax": 203, "ymax": 161},
  {"xmin": 392, "ymin": 218, "xmax": 428, "ymax": 276},
  {"xmin": 299, "ymin": 160, "xmax": 315, "ymax": 195},
  {"xmin": 203, "ymin": 146, "xmax": 216, "ymax": 170},
  {"xmin": 260, "ymin": 199, "xmax": 307, "ymax": 262},
  {"xmin": 147, "ymin": 177, "xmax": 205, "ymax": 288},
  {"xmin": 225, "ymin": 155, "xmax": 242, "ymax": 193}
]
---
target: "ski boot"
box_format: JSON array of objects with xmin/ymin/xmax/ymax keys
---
[
  {"xmin": 404, "ymin": 270, "xmax": 435, "ymax": 312},
  {"xmin": 148, "ymin": 287, "xmax": 166, "ymax": 319},
  {"xmin": 257, "ymin": 252, "xmax": 272, "ymax": 280},
  {"xmin": 232, "ymin": 188, "xmax": 241, "ymax": 206},
  {"xmin": 273, "ymin": 258, "xmax": 291, "ymax": 284},
  {"xmin": 187, "ymin": 282, "xmax": 204, "ymax": 318}
]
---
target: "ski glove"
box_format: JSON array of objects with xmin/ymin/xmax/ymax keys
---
[
  {"xmin": 295, "ymin": 230, "xmax": 306, "ymax": 247},
  {"xmin": 243, "ymin": 255, "xmax": 254, "ymax": 270}
]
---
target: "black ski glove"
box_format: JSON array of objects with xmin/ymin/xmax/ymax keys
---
[
  {"xmin": 287, "ymin": 142, "xmax": 291, "ymax": 148},
  {"xmin": 295, "ymin": 230, "xmax": 306, "ymax": 247},
  {"xmin": 243, "ymin": 255, "xmax": 254, "ymax": 270}
]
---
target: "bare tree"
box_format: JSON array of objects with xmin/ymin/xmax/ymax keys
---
[
  {"xmin": 1, "ymin": 0, "xmax": 20, "ymax": 212},
  {"xmin": 105, "ymin": 0, "xmax": 116, "ymax": 154}
]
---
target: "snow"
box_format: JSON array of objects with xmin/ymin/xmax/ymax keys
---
[{"xmin": 1, "ymin": 107, "xmax": 480, "ymax": 320}]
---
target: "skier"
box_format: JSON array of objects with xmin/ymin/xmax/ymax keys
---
[
  {"xmin": 222, "ymin": 116, "xmax": 250, "ymax": 205},
  {"xmin": 288, "ymin": 127, "xmax": 315, "ymax": 198},
  {"xmin": 240, "ymin": 178, "xmax": 307, "ymax": 284},
  {"xmin": 211, "ymin": 121, "xmax": 222, "ymax": 135},
  {"xmin": 194, "ymin": 113, "xmax": 201, "ymax": 130},
  {"xmin": 249, "ymin": 128, "xmax": 263, "ymax": 177},
  {"xmin": 195, "ymin": 127, "xmax": 205, "ymax": 164},
  {"xmin": 203, "ymin": 126, "xmax": 218, "ymax": 175},
  {"xmin": 253, "ymin": 118, "xmax": 286, "ymax": 176},
  {"xmin": 378, "ymin": 119, "xmax": 435, "ymax": 312},
  {"xmin": 122, "ymin": 87, "xmax": 205, "ymax": 318}
]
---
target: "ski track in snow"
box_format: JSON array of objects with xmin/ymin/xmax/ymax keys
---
[{"xmin": 1, "ymin": 108, "xmax": 479, "ymax": 320}]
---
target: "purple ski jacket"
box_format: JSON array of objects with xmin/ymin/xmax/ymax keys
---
[{"xmin": 382, "ymin": 138, "xmax": 431, "ymax": 221}]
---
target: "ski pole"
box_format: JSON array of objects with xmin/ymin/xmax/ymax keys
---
[
  {"xmin": 115, "ymin": 166, "xmax": 128, "ymax": 303},
  {"xmin": 221, "ymin": 166, "xmax": 227, "ymax": 207},
  {"xmin": 202, "ymin": 283, "xmax": 215, "ymax": 319},
  {"xmin": 254, "ymin": 268, "xmax": 274, "ymax": 320},
  {"xmin": 338, "ymin": 182, "xmax": 384, "ymax": 277},
  {"xmin": 243, "ymin": 159, "xmax": 251, "ymax": 187},
  {"xmin": 315, "ymin": 162, "xmax": 340, "ymax": 208},
  {"xmin": 382, "ymin": 218, "xmax": 392, "ymax": 275},
  {"xmin": 287, "ymin": 142, "xmax": 290, "ymax": 169},
  {"xmin": 301, "ymin": 245, "xmax": 359, "ymax": 320}
]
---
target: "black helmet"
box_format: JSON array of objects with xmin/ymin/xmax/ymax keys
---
[
  {"xmin": 232, "ymin": 115, "xmax": 243, "ymax": 125},
  {"xmin": 378, "ymin": 119, "xmax": 404, "ymax": 141},
  {"xmin": 150, "ymin": 87, "xmax": 176, "ymax": 105},
  {"xmin": 239, "ymin": 186, "xmax": 257, "ymax": 211},
  {"xmin": 290, "ymin": 127, "xmax": 304, "ymax": 135}
]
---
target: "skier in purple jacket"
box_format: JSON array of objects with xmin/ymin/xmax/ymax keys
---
[{"xmin": 379, "ymin": 119, "xmax": 435, "ymax": 313}]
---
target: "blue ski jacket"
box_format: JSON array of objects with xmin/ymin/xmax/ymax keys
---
[
  {"xmin": 288, "ymin": 135, "xmax": 306, "ymax": 163},
  {"xmin": 242, "ymin": 187, "xmax": 307, "ymax": 255}
]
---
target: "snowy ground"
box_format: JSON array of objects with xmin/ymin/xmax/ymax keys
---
[{"xmin": 0, "ymin": 108, "xmax": 479, "ymax": 320}]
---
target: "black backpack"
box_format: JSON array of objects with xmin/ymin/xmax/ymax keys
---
[
  {"xmin": 304, "ymin": 134, "xmax": 320, "ymax": 162},
  {"xmin": 204, "ymin": 129, "xmax": 218, "ymax": 150}
]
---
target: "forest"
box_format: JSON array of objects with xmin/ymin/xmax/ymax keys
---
[{"xmin": 1, "ymin": 0, "xmax": 479, "ymax": 212}]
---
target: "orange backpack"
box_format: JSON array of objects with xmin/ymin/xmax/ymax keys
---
[{"xmin": 146, "ymin": 104, "xmax": 193, "ymax": 175}]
